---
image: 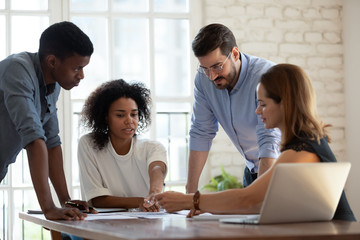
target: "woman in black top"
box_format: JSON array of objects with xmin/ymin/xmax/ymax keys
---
[
  {"xmin": 154, "ymin": 64, "xmax": 356, "ymax": 221},
  {"xmin": 259, "ymin": 64, "xmax": 355, "ymax": 221}
]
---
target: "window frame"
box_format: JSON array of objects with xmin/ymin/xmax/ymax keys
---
[
  {"xmin": 58, "ymin": 0, "xmax": 202, "ymax": 198},
  {"xmin": 1, "ymin": 1, "xmax": 202, "ymax": 239}
]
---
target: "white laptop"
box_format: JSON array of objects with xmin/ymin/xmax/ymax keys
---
[{"xmin": 220, "ymin": 162, "xmax": 351, "ymax": 225}]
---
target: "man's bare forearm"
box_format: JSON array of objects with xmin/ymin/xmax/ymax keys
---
[
  {"xmin": 186, "ymin": 150, "xmax": 209, "ymax": 193},
  {"xmin": 48, "ymin": 145, "xmax": 71, "ymax": 206},
  {"xmin": 26, "ymin": 139, "xmax": 56, "ymax": 212}
]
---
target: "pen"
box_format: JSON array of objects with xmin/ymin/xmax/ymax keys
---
[
  {"xmin": 65, "ymin": 201, "xmax": 95, "ymax": 213},
  {"xmin": 146, "ymin": 183, "xmax": 165, "ymax": 204}
]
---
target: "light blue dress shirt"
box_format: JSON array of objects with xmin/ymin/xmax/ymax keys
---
[
  {"xmin": 189, "ymin": 52, "xmax": 281, "ymax": 173},
  {"xmin": 0, "ymin": 52, "xmax": 61, "ymax": 181}
]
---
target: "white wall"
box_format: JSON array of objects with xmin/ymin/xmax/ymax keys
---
[
  {"xmin": 344, "ymin": 0, "xmax": 360, "ymax": 221},
  {"xmin": 198, "ymin": 0, "xmax": 359, "ymax": 220}
]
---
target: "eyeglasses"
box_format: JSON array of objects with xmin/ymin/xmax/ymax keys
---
[{"xmin": 197, "ymin": 51, "xmax": 232, "ymax": 78}]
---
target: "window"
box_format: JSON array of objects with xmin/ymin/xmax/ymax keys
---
[
  {"xmin": 0, "ymin": 0, "xmax": 201, "ymax": 239},
  {"xmin": 0, "ymin": 2, "xmax": 53, "ymax": 239}
]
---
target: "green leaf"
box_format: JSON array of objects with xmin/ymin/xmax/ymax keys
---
[
  {"xmin": 210, "ymin": 177, "xmax": 219, "ymax": 185},
  {"xmin": 220, "ymin": 165, "xmax": 230, "ymax": 179},
  {"xmin": 213, "ymin": 175, "xmax": 224, "ymax": 182},
  {"xmin": 229, "ymin": 181, "xmax": 243, "ymax": 189},
  {"xmin": 217, "ymin": 179, "xmax": 231, "ymax": 191},
  {"xmin": 201, "ymin": 164, "xmax": 243, "ymax": 191},
  {"xmin": 201, "ymin": 183, "xmax": 218, "ymax": 192}
]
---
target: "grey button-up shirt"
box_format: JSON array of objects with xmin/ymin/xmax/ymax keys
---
[{"xmin": 0, "ymin": 52, "xmax": 61, "ymax": 181}]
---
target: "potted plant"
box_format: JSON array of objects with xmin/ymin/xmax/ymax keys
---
[{"xmin": 202, "ymin": 165, "xmax": 243, "ymax": 191}]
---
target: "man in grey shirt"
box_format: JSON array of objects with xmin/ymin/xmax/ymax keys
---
[{"xmin": 0, "ymin": 21, "xmax": 95, "ymax": 220}]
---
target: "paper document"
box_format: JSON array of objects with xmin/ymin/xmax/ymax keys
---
[
  {"xmin": 192, "ymin": 213, "xmax": 260, "ymax": 221},
  {"xmin": 85, "ymin": 212, "xmax": 136, "ymax": 221},
  {"xmin": 117, "ymin": 211, "xmax": 185, "ymax": 219},
  {"xmin": 174, "ymin": 210, "xmax": 191, "ymax": 216},
  {"xmin": 26, "ymin": 209, "xmax": 186, "ymax": 221}
]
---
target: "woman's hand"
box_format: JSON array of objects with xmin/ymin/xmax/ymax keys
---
[
  {"xmin": 142, "ymin": 194, "xmax": 161, "ymax": 212},
  {"xmin": 154, "ymin": 191, "xmax": 193, "ymax": 213},
  {"xmin": 186, "ymin": 208, "xmax": 203, "ymax": 218}
]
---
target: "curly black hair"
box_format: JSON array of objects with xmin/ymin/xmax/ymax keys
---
[{"xmin": 81, "ymin": 79, "xmax": 151, "ymax": 150}]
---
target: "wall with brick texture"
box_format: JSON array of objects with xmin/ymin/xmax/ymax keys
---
[{"xmin": 196, "ymin": 0, "xmax": 359, "ymax": 219}]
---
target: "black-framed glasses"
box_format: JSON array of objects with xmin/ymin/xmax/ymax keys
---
[{"xmin": 197, "ymin": 51, "xmax": 232, "ymax": 78}]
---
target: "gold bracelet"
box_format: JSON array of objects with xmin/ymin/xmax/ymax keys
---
[{"xmin": 193, "ymin": 190, "xmax": 200, "ymax": 210}]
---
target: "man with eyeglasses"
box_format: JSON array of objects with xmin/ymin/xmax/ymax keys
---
[{"xmin": 186, "ymin": 23, "xmax": 281, "ymax": 193}]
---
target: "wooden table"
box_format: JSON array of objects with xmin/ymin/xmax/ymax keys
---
[{"xmin": 19, "ymin": 212, "xmax": 360, "ymax": 240}]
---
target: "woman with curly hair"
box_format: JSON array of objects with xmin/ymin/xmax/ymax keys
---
[{"xmin": 78, "ymin": 79, "xmax": 167, "ymax": 211}]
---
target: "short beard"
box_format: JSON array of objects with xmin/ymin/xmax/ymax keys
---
[{"xmin": 213, "ymin": 63, "xmax": 237, "ymax": 90}]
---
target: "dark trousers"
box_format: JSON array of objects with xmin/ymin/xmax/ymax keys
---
[
  {"xmin": 61, "ymin": 233, "xmax": 83, "ymax": 240},
  {"xmin": 243, "ymin": 166, "xmax": 258, "ymax": 187}
]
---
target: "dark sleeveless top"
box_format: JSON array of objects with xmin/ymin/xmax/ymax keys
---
[{"xmin": 283, "ymin": 136, "xmax": 356, "ymax": 221}]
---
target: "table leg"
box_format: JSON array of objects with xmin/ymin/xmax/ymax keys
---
[{"xmin": 50, "ymin": 230, "xmax": 62, "ymax": 240}]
